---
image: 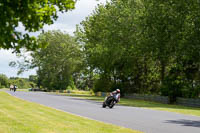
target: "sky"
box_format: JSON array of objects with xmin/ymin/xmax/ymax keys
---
[{"xmin": 0, "ymin": 0, "xmax": 107, "ymax": 78}]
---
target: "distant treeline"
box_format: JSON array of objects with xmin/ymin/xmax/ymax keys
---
[{"xmin": 0, "ymin": 74, "xmax": 35, "ymax": 89}]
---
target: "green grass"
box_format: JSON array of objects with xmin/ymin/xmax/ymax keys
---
[
  {"xmin": 57, "ymin": 93, "xmax": 200, "ymax": 117},
  {"xmin": 16, "ymin": 89, "xmax": 29, "ymax": 92},
  {"xmin": 0, "ymin": 91, "xmax": 141, "ymax": 133},
  {"xmin": 119, "ymin": 98, "xmax": 200, "ymax": 116}
]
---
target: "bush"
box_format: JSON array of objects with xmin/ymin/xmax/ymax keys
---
[
  {"xmin": 66, "ymin": 86, "xmax": 73, "ymax": 90},
  {"xmin": 0, "ymin": 85, "xmax": 5, "ymax": 89},
  {"xmin": 84, "ymin": 86, "xmax": 90, "ymax": 91}
]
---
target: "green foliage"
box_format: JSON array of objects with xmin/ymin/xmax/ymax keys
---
[
  {"xmin": 0, "ymin": 75, "xmax": 34, "ymax": 89},
  {"xmin": 9, "ymin": 77, "xmax": 34, "ymax": 89},
  {"xmin": 29, "ymin": 75, "xmax": 37, "ymax": 83},
  {"xmin": 8, "ymin": 0, "xmax": 200, "ymax": 101},
  {"xmin": 0, "ymin": 0, "xmax": 75, "ymax": 52},
  {"xmin": 31, "ymin": 31, "xmax": 83, "ymax": 90},
  {"xmin": 66, "ymin": 86, "xmax": 73, "ymax": 91},
  {"xmin": 76, "ymin": 0, "xmax": 200, "ymax": 100},
  {"xmin": 94, "ymin": 77, "xmax": 112, "ymax": 92},
  {"xmin": 76, "ymin": 0, "xmax": 158, "ymax": 93},
  {"xmin": 0, "ymin": 74, "xmax": 9, "ymax": 88},
  {"xmin": 29, "ymin": 75, "xmax": 38, "ymax": 87}
]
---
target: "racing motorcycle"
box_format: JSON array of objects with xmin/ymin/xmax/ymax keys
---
[{"xmin": 102, "ymin": 94, "xmax": 120, "ymax": 108}]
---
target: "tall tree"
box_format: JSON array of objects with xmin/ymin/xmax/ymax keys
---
[
  {"xmin": 76, "ymin": 0, "xmax": 153, "ymax": 93},
  {"xmin": 31, "ymin": 31, "xmax": 83, "ymax": 90},
  {"xmin": 77, "ymin": 0, "xmax": 200, "ymax": 98}
]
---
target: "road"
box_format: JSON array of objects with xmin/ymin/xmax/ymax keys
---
[{"xmin": 7, "ymin": 91, "xmax": 200, "ymax": 133}]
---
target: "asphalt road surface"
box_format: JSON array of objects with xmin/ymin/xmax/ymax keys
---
[{"xmin": 7, "ymin": 91, "xmax": 200, "ymax": 133}]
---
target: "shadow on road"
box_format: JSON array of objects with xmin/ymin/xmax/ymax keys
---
[
  {"xmin": 70, "ymin": 97, "xmax": 102, "ymax": 105},
  {"xmin": 165, "ymin": 119, "xmax": 200, "ymax": 128}
]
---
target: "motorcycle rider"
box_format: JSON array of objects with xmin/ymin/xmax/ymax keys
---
[
  {"xmin": 13, "ymin": 85, "xmax": 17, "ymax": 92},
  {"xmin": 102, "ymin": 89, "xmax": 121, "ymax": 108},
  {"xmin": 110, "ymin": 89, "xmax": 121, "ymax": 103}
]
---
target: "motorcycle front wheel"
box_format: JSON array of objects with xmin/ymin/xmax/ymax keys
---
[{"xmin": 109, "ymin": 101, "xmax": 115, "ymax": 108}]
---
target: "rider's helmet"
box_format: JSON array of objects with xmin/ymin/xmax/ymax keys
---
[{"xmin": 116, "ymin": 89, "xmax": 120, "ymax": 93}]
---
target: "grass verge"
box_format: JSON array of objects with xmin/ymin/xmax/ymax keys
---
[
  {"xmin": 0, "ymin": 91, "xmax": 141, "ymax": 133},
  {"xmin": 56, "ymin": 93, "xmax": 200, "ymax": 117}
]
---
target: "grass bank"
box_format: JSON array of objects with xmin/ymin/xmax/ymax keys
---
[{"xmin": 0, "ymin": 91, "xmax": 141, "ymax": 133}]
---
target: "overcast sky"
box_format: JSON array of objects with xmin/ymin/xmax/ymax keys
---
[{"xmin": 0, "ymin": 0, "xmax": 107, "ymax": 78}]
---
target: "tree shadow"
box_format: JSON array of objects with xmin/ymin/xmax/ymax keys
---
[
  {"xmin": 165, "ymin": 119, "xmax": 200, "ymax": 128},
  {"xmin": 69, "ymin": 97, "xmax": 102, "ymax": 104}
]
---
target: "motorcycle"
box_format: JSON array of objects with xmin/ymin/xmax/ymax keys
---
[{"xmin": 102, "ymin": 94, "xmax": 120, "ymax": 108}]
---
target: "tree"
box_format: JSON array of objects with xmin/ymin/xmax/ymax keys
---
[
  {"xmin": 29, "ymin": 75, "xmax": 38, "ymax": 88},
  {"xmin": 76, "ymin": 0, "xmax": 152, "ymax": 93},
  {"xmin": 141, "ymin": 0, "xmax": 200, "ymax": 98},
  {"xmin": 77, "ymin": 0, "xmax": 200, "ymax": 98},
  {"xmin": 0, "ymin": 74, "xmax": 9, "ymax": 88},
  {"xmin": 31, "ymin": 31, "xmax": 83, "ymax": 90},
  {"xmin": 0, "ymin": 0, "xmax": 75, "ymax": 52},
  {"xmin": 29, "ymin": 75, "xmax": 38, "ymax": 83}
]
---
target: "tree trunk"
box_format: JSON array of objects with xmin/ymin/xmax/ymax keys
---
[{"xmin": 160, "ymin": 60, "xmax": 166, "ymax": 85}]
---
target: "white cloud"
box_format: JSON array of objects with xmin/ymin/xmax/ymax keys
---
[
  {"xmin": 43, "ymin": 23, "xmax": 74, "ymax": 34},
  {"xmin": 17, "ymin": 0, "xmax": 108, "ymax": 35},
  {"xmin": 39, "ymin": 0, "xmax": 108, "ymax": 34}
]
